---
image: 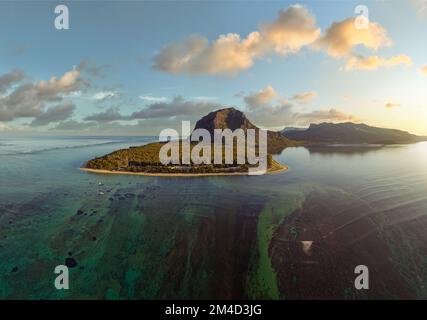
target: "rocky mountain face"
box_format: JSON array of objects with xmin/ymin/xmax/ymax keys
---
[
  {"xmin": 193, "ymin": 107, "xmax": 297, "ymax": 153},
  {"xmin": 282, "ymin": 122, "xmax": 427, "ymax": 144},
  {"xmin": 194, "ymin": 107, "xmax": 256, "ymax": 134}
]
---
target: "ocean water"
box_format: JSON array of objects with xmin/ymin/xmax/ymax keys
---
[{"xmin": 1, "ymin": 136, "xmax": 427, "ymax": 299}]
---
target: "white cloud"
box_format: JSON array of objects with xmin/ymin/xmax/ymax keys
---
[
  {"xmin": 192, "ymin": 96, "xmax": 217, "ymax": 101},
  {"xmin": 290, "ymin": 91, "xmax": 317, "ymax": 103},
  {"xmin": 92, "ymin": 91, "xmax": 118, "ymax": 101},
  {"xmin": 260, "ymin": 4, "xmax": 321, "ymax": 54},
  {"xmin": 153, "ymin": 5, "xmax": 320, "ymax": 75},
  {"xmin": 139, "ymin": 95, "xmax": 168, "ymax": 102},
  {"xmin": 36, "ymin": 70, "xmax": 81, "ymax": 98},
  {"xmin": 419, "ymin": 65, "xmax": 427, "ymax": 74},
  {"xmin": 385, "ymin": 102, "xmax": 401, "ymax": 109},
  {"xmin": 244, "ymin": 86, "xmax": 317, "ymax": 110},
  {"xmin": 242, "ymin": 85, "xmax": 356, "ymax": 127},
  {"xmin": 413, "ymin": 0, "xmax": 427, "ymax": 13},
  {"xmin": 315, "ymin": 17, "xmax": 392, "ymax": 58},
  {"xmin": 153, "ymin": 6, "xmax": 409, "ymax": 75},
  {"xmin": 345, "ymin": 54, "xmax": 412, "ymax": 71},
  {"xmin": 244, "ymin": 85, "xmax": 279, "ymax": 110},
  {"xmin": 0, "ymin": 122, "xmax": 10, "ymax": 131},
  {"xmin": 314, "ymin": 17, "xmax": 414, "ymax": 72}
]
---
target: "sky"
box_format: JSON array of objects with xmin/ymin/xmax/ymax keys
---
[{"xmin": 0, "ymin": 0, "xmax": 426, "ymax": 136}]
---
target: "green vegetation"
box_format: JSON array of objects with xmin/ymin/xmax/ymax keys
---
[
  {"xmin": 85, "ymin": 141, "xmax": 276, "ymax": 174},
  {"xmin": 283, "ymin": 122, "xmax": 427, "ymax": 144},
  {"xmin": 266, "ymin": 132, "xmax": 302, "ymax": 154},
  {"xmin": 247, "ymin": 204, "xmax": 280, "ymax": 299}
]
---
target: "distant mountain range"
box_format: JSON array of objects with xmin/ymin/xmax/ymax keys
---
[
  {"xmin": 282, "ymin": 122, "xmax": 427, "ymax": 145},
  {"xmin": 195, "ymin": 108, "xmax": 427, "ymax": 147}
]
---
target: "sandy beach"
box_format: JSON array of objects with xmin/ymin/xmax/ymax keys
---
[{"xmin": 80, "ymin": 160, "xmax": 288, "ymax": 177}]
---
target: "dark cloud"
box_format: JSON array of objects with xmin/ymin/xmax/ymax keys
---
[
  {"xmin": 30, "ymin": 101, "xmax": 75, "ymax": 127},
  {"xmin": 291, "ymin": 108, "xmax": 358, "ymax": 124},
  {"xmin": 55, "ymin": 96, "xmax": 225, "ymax": 135},
  {"xmin": 0, "ymin": 84, "xmax": 44, "ymax": 121},
  {"xmin": 0, "ymin": 69, "xmax": 85, "ymax": 122},
  {"xmin": 129, "ymin": 96, "xmax": 220, "ymax": 119},
  {"xmin": 52, "ymin": 117, "xmax": 193, "ymax": 136},
  {"xmin": 77, "ymin": 60, "xmax": 112, "ymax": 78},
  {"xmin": 52, "ymin": 120, "xmax": 97, "ymax": 131},
  {"xmin": 82, "ymin": 96, "xmax": 222, "ymax": 125},
  {"xmin": 83, "ymin": 107, "xmax": 125, "ymax": 123},
  {"xmin": 0, "ymin": 69, "xmax": 26, "ymax": 93}
]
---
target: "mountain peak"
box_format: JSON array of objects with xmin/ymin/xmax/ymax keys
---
[
  {"xmin": 193, "ymin": 107, "xmax": 298, "ymax": 153},
  {"xmin": 194, "ymin": 107, "xmax": 256, "ymax": 135}
]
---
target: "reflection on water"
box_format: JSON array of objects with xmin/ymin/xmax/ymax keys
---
[
  {"xmin": 305, "ymin": 144, "xmax": 385, "ymax": 156},
  {"xmin": 0, "ymin": 138, "xmax": 427, "ymax": 299}
]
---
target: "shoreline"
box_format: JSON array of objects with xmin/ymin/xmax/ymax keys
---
[{"xmin": 79, "ymin": 160, "xmax": 288, "ymax": 177}]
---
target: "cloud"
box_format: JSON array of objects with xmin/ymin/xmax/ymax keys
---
[
  {"xmin": 84, "ymin": 107, "xmax": 125, "ymax": 123},
  {"xmin": 129, "ymin": 96, "xmax": 221, "ymax": 119},
  {"xmin": 82, "ymin": 96, "xmax": 222, "ymax": 128},
  {"xmin": 345, "ymin": 54, "xmax": 412, "ymax": 71},
  {"xmin": 153, "ymin": 5, "xmax": 320, "ymax": 75},
  {"xmin": 0, "ymin": 84, "xmax": 44, "ymax": 121},
  {"xmin": 314, "ymin": 17, "xmax": 414, "ymax": 72},
  {"xmin": 243, "ymin": 86, "xmax": 317, "ymax": 109},
  {"xmin": 52, "ymin": 116, "xmax": 204, "ymax": 135},
  {"xmin": 36, "ymin": 70, "xmax": 83, "ymax": 99},
  {"xmin": 385, "ymin": 102, "xmax": 401, "ymax": 109},
  {"xmin": 242, "ymin": 87, "xmax": 294, "ymax": 126},
  {"xmin": 244, "ymin": 85, "xmax": 279, "ymax": 110},
  {"xmin": 242, "ymin": 85, "xmax": 356, "ymax": 127},
  {"xmin": 139, "ymin": 95, "xmax": 168, "ymax": 102},
  {"xmin": 419, "ymin": 65, "xmax": 427, "ymax": 74},
  {"xmin": 153, "ymin": 6, "xmax": 403, "ymax": 75},
  {"xmin": 292, "ymin": 108, "xmax": 358, "ymax": 125},
  {"xmin": 0, "ymin": 69, "xmax": 25, "ymax": 93},
  {"xmin": 77, "ymin": 60, "xmax": 112, "ymax": 78},
  {"xmin": 29, "ymin": 101, "xmax": 75, "ymax": 126},
  {"xmin": 92, "ymin": 91, "xmax": 119, "ymax": 101},
  {"xmin": 192, "ymin": 96, "xmax": 218, "ymax": 101},
  {"xmin": 0, "ymin": 122, "xmax": 10, "ymax": 131},
  {"xmin": 290, "ymin": 91, "xmax": 317, "ymax": 103},
  {"xmin": 0, "ymin": 68, "xmax": 86, "ymax": 122},
  {"xmin": 153, "ymin": 34, "xmax": 261, "ymax": 75},
  {"xmin": 52, "ymin": 120, "xmax": 97, "ymax": 131},
  {"xmin": 260, "ymin": 4, "xmax": 321, "ymax": 54},
  {"xmin": 315, "ymin": 17, "xmax": 391, "ymax": 58},
  {"xmin": 413, "ymin": 0, "xmax": 427, "ymax": 13}
]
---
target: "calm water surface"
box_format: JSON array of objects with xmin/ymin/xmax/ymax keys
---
[{"xmin": 1, "ymin": 137, "xmax": 426, "ymax": 299}]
